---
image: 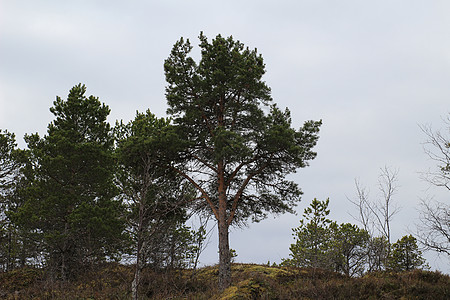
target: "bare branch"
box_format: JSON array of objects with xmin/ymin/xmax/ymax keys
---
[
  {"xmin": 416, "ymin": 199, "xmax": 450, "ymax": 255},
  {"xmin": 349, "ymin": 166, "xmax": 400, "ymax": 247},
  {"xmin": 419, "ymin": 115, "xmax": 450, "ymax": 191},
  {"xmin": 375, "ymin": 166, "xmax": 400, "ymax": 244},
  {"xmin": 415, "ymin": 114, "xmax": 450, "ymax": 256},
  {"xmin": 347, "ymin": 178, "xmax": 374, "ymax": 234}
]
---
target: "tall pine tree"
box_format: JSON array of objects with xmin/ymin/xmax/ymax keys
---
[{"xmin": 164, "ymin": 33, "xmax": 321, "ymax": 288}]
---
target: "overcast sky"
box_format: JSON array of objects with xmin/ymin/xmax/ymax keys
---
[{"xmin": 1, "ymin": 1, "xmax": 449, "ymax": 272}]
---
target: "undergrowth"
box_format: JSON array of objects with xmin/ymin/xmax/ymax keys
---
[{"xmin": 0, "ymin": 263, "xmax": 448, "ymax": 299}]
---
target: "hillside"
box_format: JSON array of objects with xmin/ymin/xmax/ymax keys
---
[{"xmin": 0, "ymin": 263, "xmax": 449, "ymax": 299}]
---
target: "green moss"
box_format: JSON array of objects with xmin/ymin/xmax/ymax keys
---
[
  {"xmin": 219, "ymin": 279, "xmax": 270, "ymax": 300},
  {"xmin": 231, "ymin": 263, "xmax": 294, "ymax": 281}
]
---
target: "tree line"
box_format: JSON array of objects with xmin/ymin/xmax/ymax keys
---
[
  {"xmin": 0, "ymin": 33, "xmax": 322, "ymax": 297},
  {"xmin": 282, "ymin": 198, "xmax": 426, "ymax": 276},
  {"xmin": 1, "ymin": 33, "xmax": 449, "ymax": 298}
]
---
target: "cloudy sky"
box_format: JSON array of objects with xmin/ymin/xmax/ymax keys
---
[{"xmin": 1, "ymin": 1, "xmax": 449, "ymax": 272}]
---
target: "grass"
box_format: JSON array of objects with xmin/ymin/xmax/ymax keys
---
[{"xmin": 0, "ymin": 263, "xmax": 449, "ymax": 299}]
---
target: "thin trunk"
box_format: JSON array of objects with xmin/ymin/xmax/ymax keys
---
[
  {"xmin": 132, "ymin": 199, "xmax": 145, "ymax": 300},
  {"xmin": 132, "ymin": 252, "xmax": 144, "ymax": 300},
  {"xmin": 131, "ymin": 270, "xmax": 139, "ymax": 300},
  {"xmin": 7, "ymin": 230, "xmax": 12, "ymax": 271},
  {"xmin": 132, "ymin": 237, "xmax": 143, "ymax": 300}
]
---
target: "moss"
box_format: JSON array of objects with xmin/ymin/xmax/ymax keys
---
[
  {"xmin": 1, "ymin": 264, "xmax": 449, "ymax": 299},
  {"xmin": 220, "ymin": 285, "xmax": 240, "ymax": 299},
  {"xmin": 219, "ymin": 279, "xmax": 271, "ymax": 300}
]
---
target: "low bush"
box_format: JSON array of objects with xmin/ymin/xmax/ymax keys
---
[{"xmin": 0, "ymin": 263, "xmax": 448, "ymax": 299}]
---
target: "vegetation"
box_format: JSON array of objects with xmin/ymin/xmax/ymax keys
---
[
  {"xmin": 164, "ymin": 33, "xmax": 321, "ymax": 289},
  {"xmin": 388, "ymin": 235, "xmax": 426, "ymax": 272},
  {"xmin": 283, "ymin": 198, "xmax": 335, "ymax": 269},
  {"xmin": 0, "ymin": 263, "xmax": 449, "ymax": 299},
  {"xmin": 6, "ymin": 85, "xmax": 127, "ymax": 279},
  {"xmin": 1, "ymin": 34, "xmax": 449, "ymax": 297},
  {"xmin": 284, "ymin": 198, "xmax": 427, "ymax": 276}
]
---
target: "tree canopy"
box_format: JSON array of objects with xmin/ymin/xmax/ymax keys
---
[
  {"xmin": 12, "ymin": 84, "xmax": 127, "ymax": 279},
  {"xmin": 164, "ymin": 33, "xmax": 322, "ymax": 288}
]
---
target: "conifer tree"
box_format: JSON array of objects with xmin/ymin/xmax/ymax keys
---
[
  {"xmin": 115, "ymin": 110, "xmax": 192, "ymax": 300},
  {"xmin": 331, "ymin": 223, "xmax": 370, "ymax": 276},
  {"xmin": 388, "ymin": 235, "xmax": 426, "ymax": 271},
  {"xmin": 164, "ymin": 33, "xmax": 321, "ymax": 289},
  {"xmin": 14, "ymin": 84, "xmax": 126, "ymax": 279},
  {"xmin": 284, "ymin": 198, "xmax": 334, "ymax": 269}
]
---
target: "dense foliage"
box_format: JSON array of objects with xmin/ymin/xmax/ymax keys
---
[
  {"xmin": 164, "ymin": 32, "xmax": 321, "ymax": 289},
  {"xmin": 1, "ymin": 34, "xmax": 447, "ymax": 297},
  {"xmin": 9, "ymin": 85, "xmax": 127, "ymax": 279},
  {"xmin": 284, "ymin": 198, "xmax": 426, "ymax": 276}
]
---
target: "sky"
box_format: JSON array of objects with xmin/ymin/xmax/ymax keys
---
[{"xmin": 1, "ymin": 0, "xmax": 449, "ymax": 272}]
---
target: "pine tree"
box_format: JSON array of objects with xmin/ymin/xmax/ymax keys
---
[
  {"xmin": 115, "ymin": 110, "xmax": 192, "ymax": 300},
  {"xmin": 284, "ymin": 198, "xmax": 334, "ymax": 269},
  {"xmin": 164, "ymin": 33, "xmax": 321, "ymax": 289},
  {"xmin": 388, "ymin": 235, "xmax": 426, "ymax": 271},
  {"xmin": 330, "ymin": 223, "xmax": 370, "ymax": 276},
  {"xmin": 13, "ymin": 84, "xmax": 126, "ymax": 279}
]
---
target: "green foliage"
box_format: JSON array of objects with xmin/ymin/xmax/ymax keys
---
[
  {"xmin": 164, "ymin": 32, "xmax": 322, "ymax": 224},
  {"xmin": 145, "ymin": 218, "xmax": 207, "ymax": 270},
  {"xmin": 284, "ymin": 198, "xmax": 334, "ymax": 269},
  {"xmin": 285, "ymin": 198, "xmax": 377, "ymax": 276},
  {"xmin": 164, "ymin": 32, "xmax": 321, "ymax": 288},
  {"xmin": 115, "ymin": 110, "xmax": 197, "ymax": 270},
  {"xmin": 367, "ymin": 236, "xmax": 390, "ymax": 272},
  {"xmin": 0, "ymin": 130, "xmax": 19, "ymax": 270},
  {"xmin": 114, "ymin": 110, "xmax": 186, "ymax": 231},
  {"xmin": 388, "ymin": 235, "xmax": 426, "ymax": 271},
  {"xmin": 0, "ymin": 130, "xmax": 36, "ymax": 271},
  {"xmin": 0, "ymin": 130, "xmax": 20, "ymax": 189},
  {"xmin": 12, "ymin": 84, "xmax": 127, "ymax": 279},
  {"xmin": 330, "ymin": 222, "xmax": 370, "ymax": 276}
]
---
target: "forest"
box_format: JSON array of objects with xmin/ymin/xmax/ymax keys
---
[{"xmin": 1, "ymin": 34, "xmax": 449, "ymax": 299}]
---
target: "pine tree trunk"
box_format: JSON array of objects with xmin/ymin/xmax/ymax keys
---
[
  {"xmin": 218, "ymin": 217, "xmax": 231, "ymax": 290},
  {"xmin": 217, "ymin": 163, "xmax": 231, "ymax": 290},
  {"xmin": 217, "ymin": 161, "xmax": 231, "ymax": 290}
]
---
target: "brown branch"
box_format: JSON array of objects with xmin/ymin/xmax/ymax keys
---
[
  {"xmin": 192, "ymin": 153, "xmax": 218, "ymax": 173},
  {"xmin": 227, "ymin": 160, "xmax": 271, "ymax": 226},
  {"xmin": 225, "ymin": 156, "xmax": 258, "ymax": 187},
  {"xmin": 170, "ymin": 165, "xmax": 219, "ymax": 220}
]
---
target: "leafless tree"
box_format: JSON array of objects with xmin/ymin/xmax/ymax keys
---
[
  {"xmin": 416, "ymin": 199, "xmax": 450, "ymax": 255},
  {"xmin": 348, "ymin": 166, "xmax": 400, "ymax": 271},
  {"xmin": 373, "ymin": 166, "xmax": 400, "ymax": 246},
  {"xmin": 349, "ymin": 166, "xmax": 400, "ymax": 245},
  {"xmin": 348, "ymin": 179, "xmax": 373, "ymax": 234},
  {"xmin": 416, "ymin": 114, "xmax": 450, "ymax": 255},
  {"xmin": 420, "ymin": 115, "xmax": 450, "ymax": 191}
]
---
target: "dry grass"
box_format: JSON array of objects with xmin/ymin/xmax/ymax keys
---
[{"xmin": 0, "ymin": 263, "xmax": 449, "ymax": 299}]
